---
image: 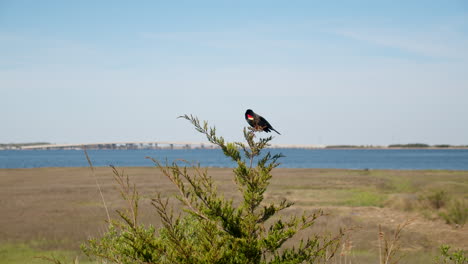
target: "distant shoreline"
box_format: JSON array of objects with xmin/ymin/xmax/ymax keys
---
[
  {"xmin": 321, "ymin": 146, "xmax": 468, "ymax": 150},
  {"xmin": 2, "ymin": 143, "xmax": 468, "ymax": 151},
  {"xmin": 2, "ymin": 147, "xmax": 468, "ymax": 150}
]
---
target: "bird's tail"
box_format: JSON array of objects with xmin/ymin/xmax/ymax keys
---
[{"xmin": 272, "ymin": 128, "xmax": 281, "ymax": 135}]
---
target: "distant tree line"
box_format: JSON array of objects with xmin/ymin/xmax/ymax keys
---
[
  {"xmin": 388, "ymin": 143, "xmax": 468, "ymax": 148},
  {"xmin": 325, "ymin": 145, "xmax": 382, "ymax": 149},
  {"xmin": 326, "ymin": 143, "xmax": 468, "ymax": 149},
  {"xmin": 388, "ymin": 143, "xmax": 430, "ymax": 148}
]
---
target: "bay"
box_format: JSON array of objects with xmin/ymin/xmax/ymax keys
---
[{"xmin": 1, "ymin": 149, "xmax": 468, "ymax": 170}]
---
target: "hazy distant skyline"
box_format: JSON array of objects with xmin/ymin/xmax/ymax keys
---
[{"xmin": 1, "ymin": 1, "xmax": 467, "ymax": 145}]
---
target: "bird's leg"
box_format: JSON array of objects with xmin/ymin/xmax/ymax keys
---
[
  {"xmin": 248, "ymin": 126, "xmax": 260, "ymax": 137},
  {"xmin": 254, "ymin": 125, "xmax": 264, "ymax": 132}
]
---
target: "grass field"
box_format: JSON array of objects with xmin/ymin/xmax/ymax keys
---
[{"xmin": 0, "ymin": 167, "xmax": 467, "ymax": 263}]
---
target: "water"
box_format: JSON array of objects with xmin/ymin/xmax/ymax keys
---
[{"xmin": 1, "ymin": 149, "xmax": 468, "ymax": 170}]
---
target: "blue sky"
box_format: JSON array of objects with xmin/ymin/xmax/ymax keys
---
[{"xmin": 1, "ymin": 1, "xmax": 467, "ymax": 145}]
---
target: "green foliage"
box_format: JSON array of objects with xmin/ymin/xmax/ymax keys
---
[
  {"xmin": 80, "ymin": 114, "xmax": 344, "ymax": 263},
  {"xmin": 388, "ymin": 177, "xmax": 414, "ymax": 193},
  {"xmin": 440, "ymin": 199, "xmax": 468, "ymax": 227},
  {"xmin": 344, "ymin": 190, "xmax": 386, "ymax": 207},
  {"xmin": 81, "ymin": 166, "xmax": 162, "ymax": 264},
  {"xmin": 434, "ymin": 245, "xmax": 467, "ymax": 264}
]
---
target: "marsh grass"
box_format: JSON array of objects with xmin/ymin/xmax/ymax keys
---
[
  {"xmin": 387, "ymin": 177, "xmax": 415, "ymax": 193},
  {"xmin": 378, "ymin": 219, "xmax": 413, "ymax": 264},
  {"xmin": 84, "ymin": 148, "xmax": 110, "ymax": 223},
  {"xmin": 2, "ymin": 145, "xmax": 467, "ymax": 263},
  {"xmin": 0, "ymin": 243, "xmax": 94, "ymax": 264},
  {"xmin": 344, "ymin": 190, "xmax": 386, "ymax": 207},
  {"xmin": 4, "ymin": 166, "xmax": 467, "ymax": 264},
  {"xmin": 440, "ymin": 199, "xmax": 468, "ymax": 227},
  {"xmin": 413, "ymin": 189, "xmax": 468, "ymax": 227}
]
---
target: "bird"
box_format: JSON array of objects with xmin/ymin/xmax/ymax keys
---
[{"xmin": 244, "ymin": 109, "xmax": 281, "ymax": 135}]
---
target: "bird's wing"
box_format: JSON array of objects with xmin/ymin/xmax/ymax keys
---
[
  {"xmin": 259, "ymin": 116, "xmax": 272, "ymax": 127},
  {"xmin": 260, "ymin": 116, "xmax": 281, "ymax": 134}
]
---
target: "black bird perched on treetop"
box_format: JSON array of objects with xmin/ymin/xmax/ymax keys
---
[{"xmin": 245, "ymin": 109, "xmax": 281, "ymax": 135}]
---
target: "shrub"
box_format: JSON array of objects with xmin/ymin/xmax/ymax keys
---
[
  {"xmin": 384, "ymin": 194, "xmax": 419, "ymax": 211},
  {"xmin": 80, "ymin": 115, "xmax": 344, "ymax": 263},
  {"xmin": 425, "ymin": 190, "xmax": 450, "ymax": 210},
  {"xmin": 440, "ymin": 199, "xmax": 468, "ymax": 227},
  {"xmin": 434, "ymin": 244, "xmax": 467, "ymax": 264}
]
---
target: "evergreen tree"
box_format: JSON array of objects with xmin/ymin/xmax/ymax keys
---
[{"xmin": 82, "ymin": 115, "xmax": 343, "ymax": 263}]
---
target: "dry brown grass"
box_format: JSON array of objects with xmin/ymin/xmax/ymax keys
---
[{"xmin": 0, "ymin": 167, "xmax": 467, "ymax": 263}]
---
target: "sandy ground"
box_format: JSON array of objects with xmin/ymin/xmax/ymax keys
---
[{"xmin": 0, "ymin": 167, "xmax": 467, "ymax": 262}]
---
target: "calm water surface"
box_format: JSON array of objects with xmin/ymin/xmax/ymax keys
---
[{"xmin": 1, "ymin": 149, "xmax": 468, "ymax": 170}]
